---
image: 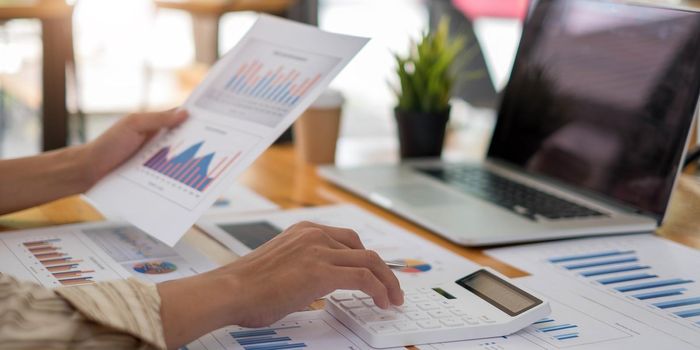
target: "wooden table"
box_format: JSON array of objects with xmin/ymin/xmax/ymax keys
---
[
  {"xmin": 0, "ymin": 0, "xmax": 74, "ymax": 151},
  {"xmin": 2, "ymin": 144, "xmax": 699, "ymax": 272},
  {"xmin": 0, "ymin": 144, "xmax": 699, "ymax": 350}
]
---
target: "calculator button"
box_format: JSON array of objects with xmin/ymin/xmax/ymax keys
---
[
  {"xmin": 370, "ymin": 324, "xmax": 397, "ymax": 334},
  {"xmin": 417, "ymin": 319, "xmax": 442, "ymax": 329},
  {"xmin": 362, "ymin": 299, "xmax": 375, "ymax": 307},
  {"xmin": 407, "ymin": 311, "xmax": 430, "ymax": 321},
  {"xmin": 440, "ymin": 317, "xmax": 465, "ymax": 327},
  {"xmin": 360, "ymin": 313, "xmax": 401, "ymax": 324},
  {"xmin": 350, "ymin": 307, "xmax": 376, "ymax": 318},
  {"xmin": 406, "ymin": 294, "xmax": 428, "ymax": 303},
  {"xmin": 463, "ymin": 317, "xmax": 480, "ymax": 325},
  {"xmin": 450, "ymin": 309, "xmax": 469, "ymax": 316},
  {"xmin": 427, "ymin": 310, "xmax": 451, "ymax": 319},
  {"xmin": 393, "ymin": 305, "xmax": 417, "ymax": 314},
  {"xmin": 340, "ymin": 300, "xmax": 364, "ymax": 309},
  {"xmin": 438, "ymin": 300, "xmax": 456, "ymax": 308},
  {"xmin": 417, "ymin": 302, "xmax": 440, "ymax": 311},
  {"xmin": 353, "ymin": 292, "xmax": 372, "ymax": 300},
  {"xmin": 480, "ymin": 315, "xmax": 496, "ymax": 323},
  {"xmin": 331, "ymin": 293, "xmax": 354, "ymax": 302},
  {"xmin": 428, "ymin": 294, "xmax": 444, "ymax": 301},
  {"xmin": 370, "ymin": 306, "xmax": 387, "ymax": 314},
  {"xmin": 395, "ymin": 322, "xmax": 420, "ymax": 331},
  {"xmin": 375, "ymin": 309, "xmax": 403, "ymax": 319},
  {"xmin": 417, "ymin": 287, "xmax": 432, "ymax": 294}
]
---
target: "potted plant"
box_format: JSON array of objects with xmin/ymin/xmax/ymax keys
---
[{"xmin": 391, "ymin": 19, "xmax": 466, "ymax": 159}]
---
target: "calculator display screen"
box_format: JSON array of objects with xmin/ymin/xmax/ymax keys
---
[{"xmin": 456, "ymin": 270, "xmax": 542, "ymax": 316}]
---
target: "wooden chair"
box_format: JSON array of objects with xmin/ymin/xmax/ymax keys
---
[{"xmin": 153, "ymin": 0, "xmax": 307, "ymax": 64}]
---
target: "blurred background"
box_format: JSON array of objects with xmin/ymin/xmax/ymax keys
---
[{"xmin": 0, "ymin": 0, "xmax": 695, "ymax": 164}]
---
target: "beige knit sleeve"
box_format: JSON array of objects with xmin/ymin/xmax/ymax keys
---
[{"xmin": 0, "ymin": 273, "xmax": 166, "ymax": 350}]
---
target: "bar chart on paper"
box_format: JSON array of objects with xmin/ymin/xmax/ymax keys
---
[
  {"xmin": 0, "ymin": 231, "xmax": 129, "ymax": 288},
  {"xmin": 487, "ymin": 235, "xmax": 700, "ymax": 343},
  {"xmin": 546, "ymin": 247, "xmax": 700, "ymax": 327},
  {"xmin": 82, "ymin": 225, "xmax": 216, "ymax": 283},
  {"xmin": 22, "ymin": 238, "xmax": 96, "ymax": 286},
  {"xmin": 143, "ymin": 141, "xmax": 240, "ymax": 193},
  {"xmin": 183, "ymin": 311, "xmax": 368, "ymax": 350},
  {"xmin": 121, "ymin": 120, "xmax": 261, "ymax": 210},
  {"xmin": 195, "ymin": 38, "xmax": 340, "ymax": 128},
  {"xmin": 521, "ymin": 298, "xmax": 630, "ymax": 348}
]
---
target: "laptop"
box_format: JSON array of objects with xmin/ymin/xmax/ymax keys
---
[{"xmin": 319, "ymin": 0, "xmax": 700, "ymax": 246}]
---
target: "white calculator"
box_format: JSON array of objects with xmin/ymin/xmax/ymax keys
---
[{"xmin": 326, "ymin": 268, "xmax": 551, "ymax": 348}]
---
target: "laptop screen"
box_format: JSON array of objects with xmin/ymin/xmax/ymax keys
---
[{"xmin": 488, "ymin": 0, "xmax": 700, "ymax": 219}]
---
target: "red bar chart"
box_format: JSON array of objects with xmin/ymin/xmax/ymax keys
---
[{"xmin": 22, "ymin": 238, "xmax": 96, "ymax": 286}]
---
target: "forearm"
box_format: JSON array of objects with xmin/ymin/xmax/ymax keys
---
[
  {"xmin": 157, "ymin": 270, "xmax": 242, "ymax": 349},
  {"xmin": 0, "ymin": 146, "xmax": 93, "ymax": 215}
]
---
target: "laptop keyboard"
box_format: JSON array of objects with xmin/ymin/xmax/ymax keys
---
[{"xmin": 416, "ymin": 166, "xmax": 606, "ymax": 221}]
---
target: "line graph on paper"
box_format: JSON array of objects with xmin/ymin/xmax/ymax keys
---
[
  {"xmin": 195, "ymin": 38, "xmax": 341, "ymax": 128},
  {"xmin": 121, "ymin": 120, "xmax": 261, "ymax": 210}
]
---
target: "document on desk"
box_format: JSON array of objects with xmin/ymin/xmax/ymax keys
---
[
  {"xmin": 419, "ymin": 274, "xmax": 700, "ymax": 350},
  {"xmin": 198, "ymin": 204, "xmax": 481, "ymax": 288},
  {"xmin": 204, "ymin": 183, "xmax": 279, "ymax": 217},
  {"xmin": 483, "ymin": 235, "xmax": 700, "ymax": 348},
  {"xmin": 87, "ymin": 15, "xmax": 368, "ymax": 246},
  {"xmin": 0, "ymin": 222, "xmax": 217, "ymax": 287},
  {"xmin": 183, "ymin": 309, "xmax": 403, "ymax": 350}
]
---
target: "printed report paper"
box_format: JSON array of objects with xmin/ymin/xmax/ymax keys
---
[
  {"xmin": 419, "ymin": 275, "xmax": 700, "ymax": 350},
  {"xmin": 87, "ymin": 15, "xmax": 368, "ymax": 246},
  {"xmin": 184, "ymin": 309, "xmax": 404, "ymax": 350},
  {"xmin": 0, "ymin": 222, "xmax": 216, "ymax": 287},
  {"xmin": 204, "ymin": 183, "xmax": 279, "ymax": 217},
  {"xmin": 198, "ymin": 204, "xmax": 482, "ymax": 289},
  {"xmin": 485, "ymin": 234, "xmax": 700, "ymax": 348}
]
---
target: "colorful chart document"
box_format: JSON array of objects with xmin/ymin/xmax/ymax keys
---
[
  {"xmin": 0, "ymin": 222, "xmax": 217, "ymax": 287},
  {"xmin": 484, "ymin": 235, "xmax": 700, "ymax": 349},
  {"xmin": 420, "ymin": 274, "xmax": 700, "ymax": 350},
  {"xmin": 87, "ymin": 15, "xmax": 368, "ymax": 246},
  {"xmin": 198, "ymin": 205, "xmax": 481, "ymax": 289},
  {"xmin": 205, "ymin": 183, "xmax": 279, "ymax": 217},
  {"xmin": 183, "ymin": 309, "xmax": 403, "ymax": 350}
]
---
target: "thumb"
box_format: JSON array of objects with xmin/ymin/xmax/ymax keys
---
[{"xmin": 126, "ymin": 108, "xmax": 188, "ymax": 133}]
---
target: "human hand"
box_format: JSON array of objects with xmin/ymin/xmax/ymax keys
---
[
  {"xmin": 217, "ymin": 221, "xmax": 404, "ymax": 327},
  {"xmin": 157, "ymin": 221, "xmax": 404, "ymax": 348},
  {"xmin": 82, "ymin": 109, "xmax": 188, "ymax": 186}
]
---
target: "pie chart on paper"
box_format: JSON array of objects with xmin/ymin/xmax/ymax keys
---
[{"xmin": 390, "ymin": 259, "xmax": 433, "ymax": 273}]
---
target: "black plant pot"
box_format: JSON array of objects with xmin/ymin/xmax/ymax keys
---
[{"xmin": 395, "ymin": 107, "xmax": 450, "ymax": 159}]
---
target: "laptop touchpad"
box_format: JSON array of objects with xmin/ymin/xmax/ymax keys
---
[{"xmin": 375, "ymin": 184, "xmax": 465, "ymax": 207}]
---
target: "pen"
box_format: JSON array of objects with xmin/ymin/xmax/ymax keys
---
[{"xmin": 384, "ymin": 260, "xmax": 407, "ymax": 269}]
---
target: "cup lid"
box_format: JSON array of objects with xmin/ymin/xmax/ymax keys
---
[{"xmin": 311, "ymin": 89, "xmax": 344, "ymax": 109}]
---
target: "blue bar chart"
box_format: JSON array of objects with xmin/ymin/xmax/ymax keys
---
[
  {"xmin": 230, "ymin": 326, "xmax": 306, "ymax": 350},
  {"xmin": 520, "ymin": 296, "xmax": 630, "ymax": 348},
  {"xmin": 486, "ymin": 235, "xmax": 700, "ymax": 347},
  {"xmin": 218, "ymin": 317, "xmax": 363, "ymax": 350},
  {"xmin": 533, "ymin": 318, "xmax": 579, "ymax": 341},
  {"xmin": 547, "ymin": 249, "xmax": 700, "ymax": 325}
]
